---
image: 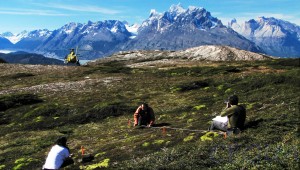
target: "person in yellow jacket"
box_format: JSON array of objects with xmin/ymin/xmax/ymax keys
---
[
  {"xmin": 134, "ymin": 103, "xmax": 155, "ymax": 127},
  {"xmin": 65, "ymin": 49, "xmax": 77, "ymax": 63}
]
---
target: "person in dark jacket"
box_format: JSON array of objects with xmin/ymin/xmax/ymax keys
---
[
  {"xmin": 134, "ymin": 103, "xmax": 155, "ymax": 127},
  {"xmin": 210, "ymin": 95, "xmax": 246, "ymax": 134}
]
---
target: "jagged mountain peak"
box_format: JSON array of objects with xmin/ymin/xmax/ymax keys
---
[
  {"xmin": 55, "ymin": 20, "xmax": 130, "ymax": 36},
  {"xmin": 2, "ymin": 29, "xmax": 51, "ymax": 44},
  {"xmin": 87, "ymin": 20, "xmax": 93, "ymax": 25},
  {"xmin": 257, "ymin": 16, "xmax": 287, "ymax": 25},
  {"xmin": 257, "ymin": 17, "xmax": 300, "ymax": 36},
  {"xmin": 28, "ymin": 29, "xmax": 52, "ymax": 36},
  {"xmin": 168, "ymin": 3, "xmax": 207, "ymax": 17},
  {"xmin": 229, "ymin": 17, "xmax": 300, "ymax": 57},
  {"xmin": 230, "ymin": 17, "xmax": 300, "ymax": 34},
  {"xmin": 2, "ymin": 31, "xmax": 29, "ymax": 44},
  {"xmin": 229, "ymin": 18, "xmax": 237, "ymax": 25},
  {"xmin": 91, "ymin": 20, "xmax": 127, "ymax": 31},
  {"xmin": 60, "ymin": 22, "xmax": 83, "ymax": 34},
  {"xmin": 140, "ymin": 4, "xmax": 222, "ymax": 33},
  {"xmin": 149, "ymin": 9, "xmax": 160, "ymax": 18},
  {"xmin": 122, "ymin": 4, "xmax": 258, "ymax": 55},
  {"xmin": 17, "ymin": 30, "xmax": 29, "ymax": 36},
  {"xmin": 1, "ymin": 32, "xmax": 14, "ymax": 37},
  {"xmin": 169, "ymin": 3, "xmax": 185, "ymax": 14},
  {"xmin": 154, "ymin": 4, "xmax": 214, "ymax": 21},
  {"xmin": 229, "ymin": 17, "xmax": 285, "ymax": 38},
  {"xmin": 32, "ymin": 19, "xmax": 132, "ymax": 59}
]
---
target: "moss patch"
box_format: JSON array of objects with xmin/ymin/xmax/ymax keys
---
[
  {"xmin": 200, "ymin": 132, "xmax": 219, "ymax": 141},
  {"xmin": 81, "ymin": 158, "xmax": 110, "ymax": 170}
]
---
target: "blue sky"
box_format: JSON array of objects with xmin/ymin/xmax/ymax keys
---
[{"xmin": 0, "ymin": 0, "xmax": 299, "ymax": 34}]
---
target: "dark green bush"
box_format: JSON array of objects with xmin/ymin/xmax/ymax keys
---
[
  {"xmin": 176, "ymin": 80, "xmax": 210, "ymax": 92},
  {"xmin": 68, "ymin": 102, "xmax": 135, "ymax": 124},
  {"xmin": 84, "ymin": 61, "xmax": 132, "ymax": 74},
  {"xmin": 0, "ymin": 93, "xmax": 42, "ymax": 111},
  {"xmin": 3, "ymin": 72, "xmax": 35, "ymax": 79},
  {"xmin": 267, "ymin": 58, "xmax": 300, "ymax": 68},
  {"xmin": 0, "ymin": 58, "xmax": 6, "ymax": 63}
]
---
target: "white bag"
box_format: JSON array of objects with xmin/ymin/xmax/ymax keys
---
[{"xmin": 212, "ymin": 116, "xmax": 228, "ymax": 130}]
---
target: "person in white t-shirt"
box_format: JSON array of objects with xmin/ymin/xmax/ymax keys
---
[{"xmin": 42, "ymin": 136, "xmax": 74, "ymax": 170}]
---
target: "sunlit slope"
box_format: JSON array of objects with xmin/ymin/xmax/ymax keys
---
[{"xmin": 0, "ymin": 57, "xmax": 299, "ymax": 169}]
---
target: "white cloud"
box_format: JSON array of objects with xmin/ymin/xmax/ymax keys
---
[
  {"xmin": 0, "ymin": 8, "xmax": 68, "ymax": 16},
  {"xmin": 33, "ymin": 3, "xmax": 121, "ymax": 15}
]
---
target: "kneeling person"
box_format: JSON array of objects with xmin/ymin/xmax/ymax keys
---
[
  {"xmin": 43, "ymin": 136, "xmax": 74, "ymax": 170},
  {"xmin": 134, "ymin": 103, "xmax": 155, "ymax": 127}
]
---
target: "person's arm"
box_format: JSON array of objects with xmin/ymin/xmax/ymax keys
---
[
  {"xmin": 65, "ymin": 148, "xmax": 70, "ymax": 158},
  {"xmin": 133, "ymin": 106, "xmax": 141, "ymax": 126},
  {"xmin": 60, "ymin": 147, "xmax": 74, "ymax": 168},
  {"xmin": 148, "ymin": 108, "xmax": 155, "ymax": 126},
  {"xmin": 220, "ymin": 105, "xmax": 236, "ymax": 117}
]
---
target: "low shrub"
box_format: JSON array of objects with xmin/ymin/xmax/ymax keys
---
[
  {"xmin": 2, "ymin": 73, "xmax": 35, "ymax": 79},
  {"xmin": 0, "ymin": 93, "xmax": 42, "ymax": 111},
  {"xmin": 176, "ymin": 80, "xmax": 210, "ymax": 92}
]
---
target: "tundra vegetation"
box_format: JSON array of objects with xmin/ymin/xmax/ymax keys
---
[{"xmin": 0, "ymin": 57, "xmax": 299, "ymax": 169}]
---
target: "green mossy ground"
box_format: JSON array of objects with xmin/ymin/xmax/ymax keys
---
[{"xmin": 0, "ymin": 58, "xmax": 299, "ymax": 169}]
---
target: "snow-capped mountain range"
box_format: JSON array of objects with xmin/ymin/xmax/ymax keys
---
[
  {"xmin": 1, "ymin": 4, "xmax": 299, "ymax": 59},
  {"xmin": 34, "ymin": 20, "xmax": 133, "ymax": 59},
  {"xmin": 120, "ymin": 4, "xmax": 260, "ymax": 54},
  {"xmin": 1, "ymin": 30, "xmax": 46, "ymax": 44},
  {"xmin": 228, "ymin": 17, "xmax": 300, "ymax": 57}
]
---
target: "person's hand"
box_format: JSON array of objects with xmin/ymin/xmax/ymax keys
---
[
  {"xmin": 147, "ymin": 124, "xmax": 152, "ymax": 128},
  {"xmin": 226, "ymin": 102, "xmax": 231, "ymax": 108},
  {"xmin": 134, "ymin": 124, "xmax": 137, "ymax": 127}
]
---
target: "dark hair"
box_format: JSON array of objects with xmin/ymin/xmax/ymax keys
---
[
  {"xmin": 228, "ymin": 95, "xmax": 239, "ymax": 105},
  {"xmin": 142, "ymin": 103, "xmax": 148, "ymax": 108},
  {"xmin": 56, "ymin": 136, "xmax": 67, "ymax": 147}
]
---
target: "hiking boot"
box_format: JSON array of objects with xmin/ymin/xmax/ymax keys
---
[{"xmin": 226, "ymin": 128, "xmax": 241, "ymax": 136}]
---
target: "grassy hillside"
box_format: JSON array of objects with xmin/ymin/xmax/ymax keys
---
[{"xmin": 0, "ymin": 58, "xmax": 299, "ymax": 170}]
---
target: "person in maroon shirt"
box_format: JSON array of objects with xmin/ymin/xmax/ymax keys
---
[{"xmin": 134, "ymin": 103, "xmax": 155, "ymax": 127}]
